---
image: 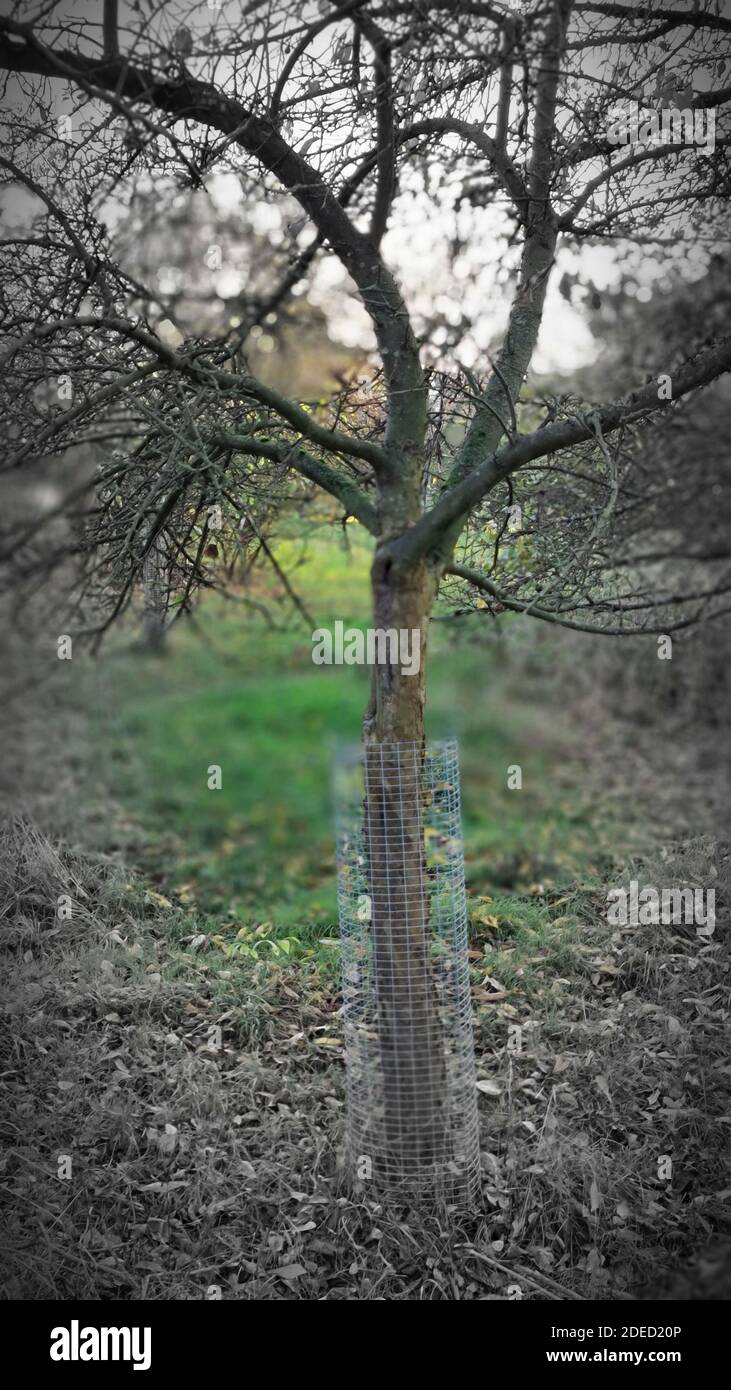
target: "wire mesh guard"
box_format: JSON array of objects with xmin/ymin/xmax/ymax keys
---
[{"xmin": 334, "ymin": 739, "xmax": 480, "ymax": 1202}]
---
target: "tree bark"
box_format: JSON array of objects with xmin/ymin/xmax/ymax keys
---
[{"xmin": 362, "ymin": 551, "xmax": 447, "ymax": 1176}]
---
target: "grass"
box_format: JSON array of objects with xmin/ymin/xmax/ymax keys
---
[
  {"xmin": 71, "ymin": 530, "xmax": 621, "ymax": 962},
  {"xmin": 3, "ymin": 530, "xmax": 728, "ymax": 1300},
  {"xmin": 2, "ymin": 815, "xmax": 728, "ymax": 1300}
]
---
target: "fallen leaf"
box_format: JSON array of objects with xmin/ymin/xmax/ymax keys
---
[{"xmin": 145, "ymin": 891, "xmax": 173, "ymax": 910}]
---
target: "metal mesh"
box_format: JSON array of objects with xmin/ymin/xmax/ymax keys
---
[{"xmin": 334, "ymin": 739, "xmax": 479, "ymax": 1202}]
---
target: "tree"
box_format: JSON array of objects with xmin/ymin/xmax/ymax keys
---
[{"xmin": 1, "ymin": 0, "xmax": 730, "ymax": 1176}]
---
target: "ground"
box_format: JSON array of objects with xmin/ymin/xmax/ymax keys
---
[{"xmin": 1, "ymin": 532, "xmax": 729, "ymax": 1300}]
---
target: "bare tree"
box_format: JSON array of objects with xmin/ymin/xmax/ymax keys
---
[{"xmin": 1, "ymin": 0, "xmax": 730, "ymax": 1171}]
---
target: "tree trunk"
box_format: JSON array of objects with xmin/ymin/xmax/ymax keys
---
[{"xmin": 362, "ymin": 552, "xmax": 447, "ymax": 1177}]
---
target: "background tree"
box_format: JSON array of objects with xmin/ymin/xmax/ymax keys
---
[{"xmin": 1, "ymin": 0, "xmax": 730, "ymax": 1173}]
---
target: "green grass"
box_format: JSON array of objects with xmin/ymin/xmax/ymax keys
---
[{"xmin": 72, "ymin": 530, "xmax": 622, "ymax": 971}]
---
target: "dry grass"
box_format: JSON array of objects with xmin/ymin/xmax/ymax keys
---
[{"xmin": 1, "ymin": 816, "xmax": 729, "ymax": 1301}]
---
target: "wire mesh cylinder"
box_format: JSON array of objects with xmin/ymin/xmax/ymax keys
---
[{"xmin": 334, "ymin": 739, "xmax": 480, "ymax": 1202}]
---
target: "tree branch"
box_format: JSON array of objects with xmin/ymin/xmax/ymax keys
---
[
  {"xmin": 444, "ymin": 562, "xmax": 731, "ymax": 636},
  {"xmin": 0, "ymin": 13, "xmax": 425, "ymax": 476},
  {"xmin": 399, "ymin": 116, "xmax": 528, "ymax": 209},
  {"xmin": 445, "ymin": 0, "xmax": 574, "ymax": 490},
  {"xmin": 357, "ymin": 12, "xmax": 396, "ymax": 247},
  {"xmin": 394, "ymin": 336, "xmax": 731, "ymax": 567},
  {"xmin": 0, "ymin": 313, "xmax": 388, "ymax": 474},
  {"xmin": 212, "ymin": 431, "xmax": 378, "ymax": 533},
  {"xmin": 102, "ymin": 0, "xmax": 119, "ymax": 60},
  {"xmin": 575, "ymin": 2, "xmax": 731, "ymax": 33}
]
